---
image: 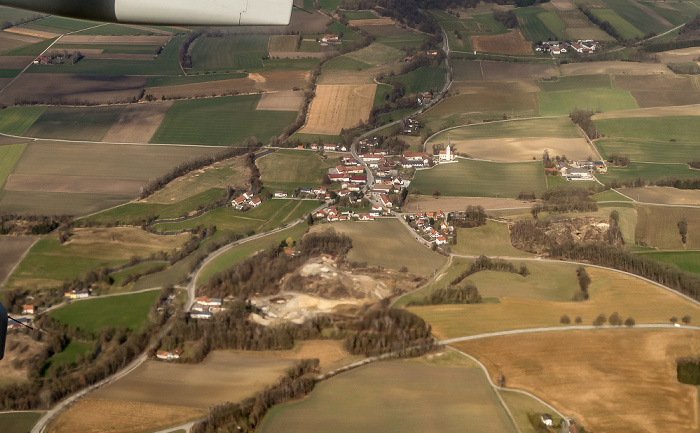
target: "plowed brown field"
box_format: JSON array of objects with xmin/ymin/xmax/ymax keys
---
[
  {"xmin": 471, "ymin": 30, "xmax": 532, "ymax": 55},
  {"xmin": 102, "ymin": 101, "xmax": 173, "ymax": 143}
]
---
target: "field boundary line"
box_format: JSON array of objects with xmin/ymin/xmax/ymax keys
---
[{"xmin": 0, "ymin": 236, "xmax": 38, "ymax": 290}]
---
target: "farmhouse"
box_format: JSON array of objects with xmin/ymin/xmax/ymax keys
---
[
  {"xmin": 380, "ymin": 194, "xmax": 393, "ymax": 208},
  {"xmin": 232, "ymin": 195, "xmax": 247, "ymax": 209},
  {"xmin": 436, "ymin": 236, "xmax": 447, "ymax": 245},
  {"xmin": 323, "ymin": 144, "xmax": 337, "ymax": 151},
  {"xmin": 22, "ymin": 305, "xmax": 35, "ymax": 315},
  {"xmin": 274, "ymin": 191, "xmax": 288, "ymax": 198},
  {"xmin": 64, "ymin": 290, "xmax": 89, "ymax": 299},
  {"xmin": 321, "ymin": 34, "xmax": 340, "ymax": 43},
  {"xmin": 357, "ymin": 213, "xmax": 375, "ymax": 221},
  {"xmin": 156, "ymin": 348, "xmax": 184, "ymax": 360},
  {"xmin": 371, "ymin": 184, "xmax": 393, "ymax": 195},
  {"xmin": 250, "ymin": 197, "xmax": 262, "ymax": 207},
  {"xmin": 562, "ymin": 167, "xmax": 592, "ymax": 180},
  {"xmin": 195, "ymin": 297, "xmax": 223, "ymax": 306}
]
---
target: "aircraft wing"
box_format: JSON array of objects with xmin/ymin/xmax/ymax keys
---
[{"xmin": 0, "ymin": 0, "xmax": 294, "ymax": 26}]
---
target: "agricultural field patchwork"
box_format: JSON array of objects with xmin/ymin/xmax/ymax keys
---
[
  {"xmin": 0, "ymin": 235, "xmax": 36, "ymax": 287},
  {"xmin": 635, "ymin": 205, "xmax": 700, "ymax": 249},
  {"xmin": 189, "ymin": 35, "xmax": 269, "ymax": 72},
  {"xmin": 537, "ymin": 88, "xmax": 638, "ymax": 116},
  {"xmin": 101, "ymin": 101, "xmax": 173, "ymax": 143}
]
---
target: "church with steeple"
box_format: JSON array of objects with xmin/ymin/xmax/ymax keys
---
[{"xmin": 438, "ymin": 136, "xmax": 455, "ymax": 162}]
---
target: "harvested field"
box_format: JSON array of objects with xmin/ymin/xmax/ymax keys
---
[
  {"xmin": 11, "ymin": 141, "xmax": 217, "ymax": 179},
  {"xmin": 403, "ymin": 196, "xmax": 531, "ymax": 212},
  {"xmin": 257, "ymin": 360, "xmax": 517, "ymax": 433},
  {"xmin": 635, "ymin": 205, "xmax": 700, "ymax": 249},
  {"xmin": 480, "ymin": 61, "xmax": 557, "ymax": 80},
  {"xmin": 452, "ymin": 329, "xmax": 700, "ymax": 433},
  {"xmin": 592, "ymin": 103, "xmax": 700, "ymax": 119},
  {"xmin": 618, "ymin": 186, "xmax": 700, "ymax": 205},
  {"xmin": 268, "ymin": 34, "xmax": 298, "ymax": 51},
  {"xmin": 146, "ymin": 71, "xmax": 310, "ymax": 99},
  {"xmin": 560, "ymin": 61, "xmax": 669, "ymax": 76},
  {"xmin": 0, "ymin": 191, "xmax": 135, "ymax": 216},
  {"xmin": 550, "ymin": 0, "xmax": 576, "ymax": 11},
  {"xmin": 4, "ymin": 174, "xmax": 145, "ymax": 195},
  {"xmin": 101, "ymin": 101, "xmax": 173, "ymax": 143},
  {"xmin": 452, "ymin": 78, "xmax": 540, "ymax": 94},
  {"xmin": 470, "ymin": 30, "xmax": 532, "ymax": 55},
  {"xmin": 0, "ymin": 32, "xmax": 42, "ymax": 53},
  {"xmin": 298, "ymin": 84, "xmax": 375, "ymax": 135},
  {"xmin": 612, "ymin": 73, "xmax": 696, "ymax": 91},
  {"xmin": 410, "ymin": 265, "xmax": 700, "ymax": 338},
  {"xmin": 0, "ymin": 56, "xmax": 33, "ymax": 68},
  {"xmin": 0, "ymin": 236, "xmax": 36, "ymax": 286},
  {"xmin": 0, "ymin": 74, "xmax": 147, "ymax": 106},
  {"xmin": 312, "ymin": 219, "xmax": 448, "ymax": 275},
  {"xmin": 538, "ymin": 88, "xmax": 638, "ymax": 116},
  {"xmin": 256, "ymin": 90, "xmax": 304, "ymax": 111},
  {"xmin": 433, "ymin": 137, "xmax": 591, "ymax": 162},
  {"xmin": 48, "ymin": 398, "xmax": 206, "ymax": 433},
  {"xmin": 5, "ymin": 26, "xmax": 59, "ymax": 39},
  {"xmin": 348, "ymin": 17, "xmax": 395, "ymax": 26},
  {"xmin": 631, "ymin": 90, "xmax": 700, "ymax": 108},
  {"xmin": 564, "ymin": 25, "xmax": 615, "ymax": 41},
  {"xmin": 657, "ymin": 46, "xmax": 700, "ymax": 63},
  {"xmin": 91, "ymin": 351, "xmax": 299, "ymax": 408},
  {"xmin": 58, "ymin": 35, "xmax": 171, "ymax": 45}
]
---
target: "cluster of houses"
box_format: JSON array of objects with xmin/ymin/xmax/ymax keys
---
[
  {"xmin": 535, "ymin": 40, "xmax": 599, "ymax": 55},
  {"xmin": 33, "ymin": 53, "xmax": 60, "ymax": 65},
  {"xmin": 402, "ymin": 117, "xmax": 420, "ymax": 134},
  {"xmin": 232, "ymin": 190, "xmax": 262, "ymax": 210},
  {"xmin": 314, "ymin": 204, "xmax": 390, "ymax": 223},
  {"xmin": 305, "ymin": 143, "xmax": 348, "ymax": 152},
  {"xmin": 556, "ymin": 160, "xmax": 607, "ymax": 181},
  {"xmin": 405, "ymin": 210, "xmax": 454, "ymax": 245},
  {"xmin": 156, "ymin": 348, "xmax": 183, "ymax": 360}
]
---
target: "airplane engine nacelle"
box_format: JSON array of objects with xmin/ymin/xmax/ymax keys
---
[
  {"xmin": 0, "ymin": 302, "xmax": 6, "ymax": 361},
  {"xmin": 0, "ymin": 0, "xmax": 294, "ymax": 26}
]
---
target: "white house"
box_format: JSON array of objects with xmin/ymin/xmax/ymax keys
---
[{"xmin": 274, "ymin": 191, "xmax": 288, "ymax": 198}]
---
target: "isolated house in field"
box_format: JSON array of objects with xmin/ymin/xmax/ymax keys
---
[{"xmin": 321, "ymin": 34, "xmax": 340, "ymax": 43}]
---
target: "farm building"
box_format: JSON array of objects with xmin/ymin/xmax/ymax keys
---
[
  {"xmin": 22, "ymin": 305, "xmax": 35, "ymax": 315},
  {"xmin": 274, "ymin": 191, "xmax": 288, "ymax": 198},
  {"xmin": 7, "ymin": 317, "xmax": 31, "ymax": 330},
  {"xmin": 190, "ymin": 311, "xmax": 213, "ymax": 319},
  {"xmin": 64, "ymin": 290, "xmax": 89, "ymax": 299}
]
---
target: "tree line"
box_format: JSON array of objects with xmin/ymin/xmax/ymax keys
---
[
  {"xmin": 531, "ymin": 186, "xmax": 598, "ymax": 217},
  {"xmin": 569, "ymin": 109, "xmax": 599, "ymax": 139}
]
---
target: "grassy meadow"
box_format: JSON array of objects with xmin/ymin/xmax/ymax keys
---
[
  {"xmin": 637, "ymin": 251, "xmax": 700, "ymax": 275},
  {"xmin": 0, "ymin": 106, "xmax": 47, "ymax": 136},
  {"xmin": 537, "ymin": 89, "xmax": 637, "ymax": 116},
  {"xmin": 0, "ymin": 411, "xmax": 44, "ymax": 433},
  {"xmin": 25, "ymin": 106, "xmax": 126, "ymax": 141},
  {"xmin": 49, "ymin": 290, "xmax": 159, "ymax": 333},
  {"xmin": 257, "ymin": 149, "xmax": 337, "ymax": 193},
  {"xmin": 0, "ymin": 142, "xmax": 26, "ymax": 189},
  {"xmin": 410, "ymin": 159, "xmax": 546, "ymax": 198},
  {"xmin": 150, "ymin": 95, "xmax": 297, "ymax": 146},
  {"xmin": 452, "ymin": 221, "xmax": 534, "ymax": 258}
]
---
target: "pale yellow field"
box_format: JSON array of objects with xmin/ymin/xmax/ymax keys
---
[
  {"xmin": 560, "ymin": 61, "xmax": 669, "ymax": 76},
  {"xmin": 410, "ymin": 266, "xmax": 700, "ymax": 338},
  {"xmin": 48, "ymin": 398, "xmax": 206, "ymax": 433},
  {"xmin": 299, "ymin": 84, "xmax": 376, "ymax": 134},
  {"xmin": 256, "ymin": 90, "xmax": 305, "ymax": 111},
  {"xmin": 348, "ymin": 18, "xmax": 394, "ymax": 26},
  {"xmin": 65, "ymin": 227, "xmax": 191, "ymax": 259},
  {"xmin": 549, "ymin": 0, "xmax": 576, "ymax": 11},
  {"xmin": 442, "ymin": 137, "xmax": 592, "ymax": 162},
  {"xmin": 102, "ymin": 101, "xmax": 174, "ymax": 143},
  {"xmin": 453, "ymin": 329, "xmax": 700, "ymax": 433}
]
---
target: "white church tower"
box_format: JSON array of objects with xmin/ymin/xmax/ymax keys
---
[{"xmin": 439, "ymin": 136, "xmax": 455, "ymax": 161}]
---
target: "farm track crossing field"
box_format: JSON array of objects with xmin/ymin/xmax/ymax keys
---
[
  {"xmin": 538, "ymin": 89, "xmax": 638, "ymax": 116},
  {"xmin": 257, "ymin": 360, "xmax": 518, "ymax": 433},
  {"xmin": 49, "ymin": 289, "xmax": 160, "ymax": 332},
  {"xmin": 298, "ymin": 84, "xmax": 375, "ymax": 135},
  {"xmin": 410, "ymin": 159, "xmax": 546, "ymax": 198},
  {"xmin": 25, "ymin": 105, "xmax": 127, "ymax": 141},
  {"xmin": 410, "ymin": 265, "xmax": 700, "ymax": 338},
  {"xmin": 470, "ymin": 30, "xmax": 533, "ymax": 55},
  {"xmin": 617, "ymin": 186, "xmax": 700, "ymax": 205},
  {"xmin": 0, "ymin": 236, "xmax": 36, "ymax": 286},
  {"xmin": 101, "ymin": 101, "xmax": 173, "ymax": 143},
  {"xmin": 48, "ymin": 398, "xmax": 205, "ymax": 433},
  {"xmin": 150, "ymin": 94, "xmax": 298, "ymax": 146},
  {"xmin": 312, "ymin": 219, "xmax": 448, "ymax": 275},
  {"xmin": 453, "ymin": 329, "xmax": 700, "ymax": 433}
]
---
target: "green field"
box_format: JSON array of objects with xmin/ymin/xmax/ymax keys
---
[
  {"xmin": 0, "ymin": 190, "xmax": 135, "ymax": 216},
  {"xmin": 109, "ymin": 261, "xmax": 168, "ymax": 287},
  {"xmin": 316, "ymin": 219, "xmax": 449, "ymax": 275},
  {"xmin": 594, "ymin": 116, "xmax": 700, "ymax": 143},
  {"xmin": 387, "ymin": 66, "xmax": 445, "ymax": 95},
  {"xmin": 152, "ymin": 199, "xmax": 315, "ymax": 234},
  {"xmin": 452, "ymin": 221, "xmax": 534, "ymax": 258},
  {"xmin": 345, "ymin": 43, "xmax": 404, "ymax": 66},
  {"xmin": 637, "ymin": 251, "xmax": 700, "ymax": 274},
  {"xmin": 74, "ymin": 23, "xmax": 159, "ymax": 35},
  {"xmin": 602, "ymin": 0, "xmax": 668, "ymax": 35},
  {"xmin": 592, "ymin": 189, "xmax": 633, "ymax": 202},
  {"xmin": 19, "ymin": 16, "xmax": 99, "ymax": 32},
  {"xmin": 643, "ymin": 1, "xmax": 699, "ymax": 26},
  {"xmin": 45, "ymin": 340, "xmax": 94, "ymax": 372},
  {"xmin": 596, "ymin": 138, "xmax": 700, "ymax": 164},
  {"xmin": 257, "ymin": 360, "xmax": 518, "ymax": 433},
  {"xmin": 197, "ymin": 223, "xmax": 309, "ymax": 284},
  {"xmin": 3, "ymin": 38, "xmax": 56, "ymax": 56},
  {"xmin": 0, "ymin": 6, "xmax": 43, "ymax": 23},
  {"xmin": 329, "ymin": 21, "xmax": 363, "ymax": 42},
  {"xmin": 538, "ymin": 74, "xmax": 612, "ymax": 91},
  {"xmin": 343, "ymin": 10, "xmax": 378, "ymax": 20},
  {"xmin": 25, "ymin": 105, "xmax": 125, "ymax": 141},
  {"xmin": 538, "ymin": 89, "xmax": 638, "ymax": 116},
  {"xmin": 0, "ymin": 68, "xmax": 20, "ymax": 78},
  {"xmin": 86, "ymin": 188, "xmax": 226, "ymax": 225},
  {"xmin": 25, "ymin": 35, "xmax": 183, "ymax": 75},
  {"xmin": 590, "ymin": 8, "xmax": 643, "ymax": 39},
  {"xmin": 429, "ymin": 117, "xmax": 581, "ymax": 143},
  {"xmin": 0, "ymin": 106, "xmax": 47, "ymax": 135},
  {"xmin": 319, "ymin": 0, "xmax": 342, "ymax": 10},
  {"xmin": 150, "ymin": 95, "xmax": 297, "ymax": 146},
  {"xmin": 0, "ymin": 142, "xmax": 27, "ymax": 189},
  {"xmin": 146, "ymin": 72, "xmax": 248, "ymax": 87},
  {"xmin": 410, "ymin": 159, "xmax": 546, "ymax": 198},
  {"xmin": 514, "ymin": 7, "xmax": 561, "ymax": 42},
  {"xmin": 257, "ymin": 149, "xmax": 337, "ymax": 193},
  {"xmin": 598, "ymin": 162, "xmax": 700, "ymax": 184},
  {"xmin": 49, "ymin": 290, "xmax": 159, "ymax": 333},
  {"xmin": 376, "ymin": 34, "xmax": 428, "ymax": 50},
  {"xmin": 190, "ymin": 35, "xmax": 269, "ymax": 72},
  {"xmin": 0, "ymin": 411, "xmax": 44, "ymax": 433},
  {"xmin": 322, "ymin": 55, "xmax": 373, "ymax": 71}
]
